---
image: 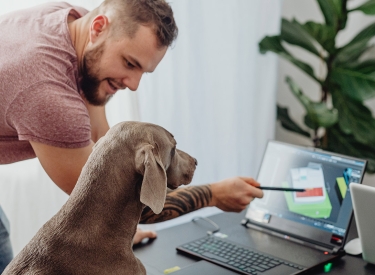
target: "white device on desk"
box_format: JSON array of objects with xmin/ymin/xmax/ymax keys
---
[
  {"xmin": 344, "ymin": 238, "xmax": 362, "ymax": 255},
  {"xmin": 349, "ymin": 183, "xmax": 375, "ymax": 264}
]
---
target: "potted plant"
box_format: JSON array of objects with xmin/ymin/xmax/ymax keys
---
[{"xmin": 259, "ymin": 0, "xmax": 375, "ymax": 172}]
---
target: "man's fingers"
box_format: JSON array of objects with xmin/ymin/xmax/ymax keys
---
[
  {"xmin": 254, "ymin": 188, "xmax": 264, "ymax": 198},
  {"xmin": 239, "ymin": 176, "xmax": 261, "ymax": 187},
  {"xmin": 133, "ymin": 228, "xmax": 157, "ymax": 244},
  {"xmin": 138, "ymin": 229, "xmax": 157, "ymax": 239},
  {"xmin": 238, "ymin": 177, "xmax": 263, "ymax": 198},
  {"xmin": 241, "ymin": 197, "xmax": 254, "ymax": 207}
]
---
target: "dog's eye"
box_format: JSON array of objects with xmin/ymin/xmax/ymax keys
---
[{"xmin": 171, "ymin": 147, "xmax": 176, "ymax": 158}]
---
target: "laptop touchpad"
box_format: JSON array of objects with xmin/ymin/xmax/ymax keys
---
[
  {"xmin": 173, "ymin": 260, "xmax": 300, "ymax": 275},
  {"xmin": 173, "ymin": 260, "xmax": 238, "ymax": 275}
]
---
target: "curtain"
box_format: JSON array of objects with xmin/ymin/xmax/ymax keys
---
[
  {"xmin": 0, "ymin": 0, "xmax": 281, "ymax": 254},
  {"xmin": 137, "ymin": 0, "xmax": 281, "ymax": 231}
]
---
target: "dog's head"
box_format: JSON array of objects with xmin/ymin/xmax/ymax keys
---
[
  {"xmin": 134, "ymin": 123, "xmax": 197, "ymax": 214},
  {"xmin": 99, "ymin": 122, "xmax": 197, "ymax": 214}
]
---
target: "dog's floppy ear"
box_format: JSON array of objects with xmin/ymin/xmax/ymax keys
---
[{"xmin": 136, "ymin": 144, "xmax": 167, "ymax": 214}]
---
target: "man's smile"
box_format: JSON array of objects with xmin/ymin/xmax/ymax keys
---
[{"xmin": 107, "ymin": 79, "xmax": 124, "ymax": 94}]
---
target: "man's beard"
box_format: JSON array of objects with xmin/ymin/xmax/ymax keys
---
[{"xmin": 79, "ymin": 43, "xmax": 112, "ymax": 106}]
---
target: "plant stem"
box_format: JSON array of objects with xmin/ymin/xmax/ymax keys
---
[{"xmin": 313, "ymin": 129, "xmax": 320, "ymax": 147}]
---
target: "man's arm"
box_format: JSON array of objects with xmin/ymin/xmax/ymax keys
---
[
  {"xmin": 86, "ymin": 104, "xmax": 110, "ymax": 142},
  {"xmin": 29, "ymin": 141, "xmax": 94, "ymax": 194},
  {"xmin": 140, "ymin": 177, "xmax": 264, "ymax": 224},
  {"xmin": 29, "ymin": 104, "xmax": 109, "ymax": 195},
  {"xmin": 140, "ymin": 185, "xmax": 211, "ymax": 223}
]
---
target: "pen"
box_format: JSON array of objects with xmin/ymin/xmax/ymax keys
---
[{"xmin": 257, "ymin": 186, "xmax": 306, "ymax": 192}]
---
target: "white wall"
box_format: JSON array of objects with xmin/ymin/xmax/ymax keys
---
[{"xmin": 276, "ymin": 0, "xmax": 375, "ymax": 186}]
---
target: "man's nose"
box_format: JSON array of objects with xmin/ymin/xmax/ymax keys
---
[{"xmin": 122, "ymin": 71, "xmax": 143, "ymax": 91}]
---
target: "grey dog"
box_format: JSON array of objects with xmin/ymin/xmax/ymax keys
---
[{"xmin": 3, "ymin": 121, "xmax": 197, "ymax": 275}]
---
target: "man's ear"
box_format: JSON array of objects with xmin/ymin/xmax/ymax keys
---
[
  {"xmin": 90, "ymin": 15, "xmax": 110, "ymax": 44},
  {"xmin": 136, "ymin": 144, "xmax": 167, "ymax": 214}
]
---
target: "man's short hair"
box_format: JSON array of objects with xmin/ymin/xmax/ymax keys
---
[{"xmin": 100, "ymin": 0, "xmax": 178, "ymax": 48}]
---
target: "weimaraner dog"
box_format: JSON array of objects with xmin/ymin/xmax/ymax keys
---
[{"xmin": 3, "ymin": 121, "xmax": 197, "ymax": 275}]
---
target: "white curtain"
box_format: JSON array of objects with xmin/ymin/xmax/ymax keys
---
[
  {"xmin": 0, "ymin": 0, "xmax": 281, "ymax": 254},
  {"xmin": 137, "ymin": 0, "xmax": 281, "ymax": 230}
]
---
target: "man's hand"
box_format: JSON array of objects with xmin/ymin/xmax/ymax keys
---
[
  {"xmin": 210, "ymin": 177, "xmax": 264, "ymax": 212},
  {"xmin": 133, "ymin": 227, "xmax": 157, "ymax": 245}
]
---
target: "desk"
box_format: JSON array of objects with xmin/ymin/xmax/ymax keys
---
[{"xmin": 134, "ymin": 211, "xmax": 375, "ymax": 275}]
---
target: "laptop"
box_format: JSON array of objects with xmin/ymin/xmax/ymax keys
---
[
  {"xmin": 350, "ymin": 183, "xmax": 375, "ymax": 264},
  {"xmin": 176, "ymin": 140, "xmax": 367, "ymax": 275}
]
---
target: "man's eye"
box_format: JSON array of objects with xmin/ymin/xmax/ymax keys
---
[{"xmin": 124, "ymin": 59, "xmax": 135, "ymax": 68}]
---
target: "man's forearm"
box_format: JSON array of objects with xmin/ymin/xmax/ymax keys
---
[{"xmin": 139, "ymin": 185, "xmax": 212, "ymax": 224}]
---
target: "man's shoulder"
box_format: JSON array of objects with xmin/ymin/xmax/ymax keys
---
[
  {"xmin": 22, "ymin": 2, "xmax": 87, "ymax": 16},
  {"xmin": 0, "ymin": 2, "xmax": 86, "ymax": 22},
  {"xmin": 35, "ymin": 2, "xmax": 88, "ymax": 18},
  {"xmin": 0, "ymin": 2, "xmax": 82, "ymax": 97}
]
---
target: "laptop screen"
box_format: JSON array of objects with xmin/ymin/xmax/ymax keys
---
[{"xmin": 246, "ymin": 141, "xmax": 367, "ymax": 249}]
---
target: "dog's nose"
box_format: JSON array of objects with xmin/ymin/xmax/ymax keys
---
[{"xmin": 194, "ymin": 158, "xmax": 198, "ymax": 166}]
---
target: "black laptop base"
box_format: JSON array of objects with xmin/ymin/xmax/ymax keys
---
[{"xmin": 176, "ymin": 235, "xmax": 303, "ymax": 275}]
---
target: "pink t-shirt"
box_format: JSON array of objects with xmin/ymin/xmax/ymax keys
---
[{"xmin": 0, "ymin": 2, "xmax": 91, "ymax": 164}]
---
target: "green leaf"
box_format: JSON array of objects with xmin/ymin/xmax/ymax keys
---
[
  {"xmin": 317, "ymin": 0, "xmax": 347, "ymax": 30},
  {"xmin": 286, "ymin": 77, "xmax": 338, "ymax": 130},
  {"xmin": 331, "ymin": 90, "xmax": 375, "ymax": 144},
  {"xmin": 349, "ymin": 0, "xmax": 375, "ymax": 14},
  {"xmin": 277, "ymin": 105, "xmax": 311, "ymax": 138},
  {"xmin": 325, "ymin": 124, "xmax": 375, "ymax": 173},
  {"xmin": 300, "ymin": 21, "xmax": 336, "ymax": 54},
  {"xmin": 335, "ymin": 22, "xmax": 375, "ymax": 64},
  {"xmin": 330, "ymin": 61, "xmax": 375, "ymax": 101},
  {"xmin": 259, "ymin": 36, "xmax": 320, "ymax": 83},
  {"xmin": 344, "ymin": 22, "xmax": 375, "ymax": 47},
  {"xmin": 259, "ymin": 35, "xmax": 286, "ymax": 54},
  {"xmin": 281, "ymin": 19, "xmax": 320, "ymax": 56},
  {"xmin": 317, "ymin": 0, "xmax": 341, "ymax": 26},
  {"xmin": 334, "ymin": 40, "xmax": 369, "ymax": 65}
]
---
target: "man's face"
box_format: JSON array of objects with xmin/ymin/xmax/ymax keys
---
[{"xmin": 80, "ymin": 25, "xmax": 167, "ymax": 106}]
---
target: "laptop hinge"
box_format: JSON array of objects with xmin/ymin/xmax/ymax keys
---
[
  {"xmin": 242, "ymin": 219, "xmax": 338, "ymax": 254},
  {"xmin": 332, "ymin": 247, "xmax": 342, "ymax": 254},
  {"xmin": 241, "ymin": 218, "xmax": 249, "ymax": 226}
]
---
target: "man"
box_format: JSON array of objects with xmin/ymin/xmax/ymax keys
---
[{"xmin": 0, "ymin": 0, "xmax": 263, "ymax": 271}]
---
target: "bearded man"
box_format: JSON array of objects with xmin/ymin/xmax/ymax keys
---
[{"xmin": 0, "ymin": 0, "xmax": 263, "ymax": 272}]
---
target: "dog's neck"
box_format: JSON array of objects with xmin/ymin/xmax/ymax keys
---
[{"xmin": 53, "ymin": 147, "xmax": 144, "ymax": 250}]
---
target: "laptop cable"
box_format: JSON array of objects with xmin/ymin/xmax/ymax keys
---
[{"xmin": 192, "ymin": 216, "xmax": 220, "ymax": 235}]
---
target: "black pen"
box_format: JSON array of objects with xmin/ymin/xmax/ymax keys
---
[{"xmin": 257, "ymin": 186, "xmax": 306, "ymax": 192}]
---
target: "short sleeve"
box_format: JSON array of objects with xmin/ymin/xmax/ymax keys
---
[{"xmin": 7, "ymin": 80, "xmax": 91, "ymax": 148}]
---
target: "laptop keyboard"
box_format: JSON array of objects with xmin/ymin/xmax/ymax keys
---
[{"xmin": 176, "ymin": 236, "xmax": 305, "ymax": 275}]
